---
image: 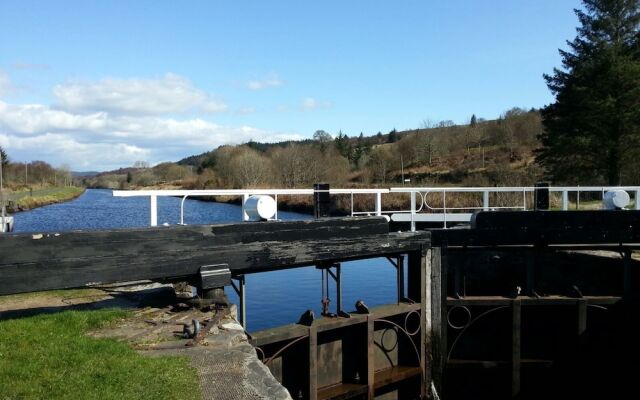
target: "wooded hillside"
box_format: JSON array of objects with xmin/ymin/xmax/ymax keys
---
[{"xmin": 84, "ymin": 107, "xmax": 547, "ymax": 190}]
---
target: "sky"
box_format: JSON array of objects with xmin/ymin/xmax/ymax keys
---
[{"xmin": 0, "ymin": 0, "xmax": 583, "ymax": 171}]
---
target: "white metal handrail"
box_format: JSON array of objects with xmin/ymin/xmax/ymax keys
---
[
  {"xmin": 390, "ymin": 186, "xmax": 640, "ymax": 230},
  {"xmin": 113, "ymin": 188, "xmax": 389, "ymax": 226},
  {"xmin": 113, "ymin": 186, "xmax": 640, "ymax": 229}
]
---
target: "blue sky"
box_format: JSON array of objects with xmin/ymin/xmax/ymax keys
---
[{"xmin": 0, "ymin": 0, "xmax": 582, "ymax": 170}]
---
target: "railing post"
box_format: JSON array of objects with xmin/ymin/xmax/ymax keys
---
[
  {"xmin": 562, "ymin": 190, "xmax": 569, "ymax": 211},
  {"xmin": 180, "ymin": 195, "xmax": 188, "ymax": 225},
  {"xmin": 242, "ymin": 193, "xmax": 250, "ymax": 221},
  {"xmin": 410, "ymin": 191, "xmax": 416, "ymax": 232},
  {"xmin": 375, "ymin": 192, "xmax": 382, "ymax": 216},
  {"xmin": 483, "ymin": 190, "xmax": 489, "ymax": 211},
  {"xmin": 149, "ymin": 195, "xmax": 158, "ymax": 227}
]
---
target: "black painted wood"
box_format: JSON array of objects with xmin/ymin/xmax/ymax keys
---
[
  {"xmin": 0, "ymin": 218, "xmax": 429, "ymax": 295},
  {"xmin": 433, "ymin": 210, "xmax": 640, "ymax": 246}
]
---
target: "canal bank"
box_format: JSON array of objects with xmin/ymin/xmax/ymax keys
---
[{"xmin": 4, "ymin": 186, "xmax": 85, "ymax": 213}]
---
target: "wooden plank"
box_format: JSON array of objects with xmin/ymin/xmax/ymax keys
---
[
  {"xmin": 447, "ymin": 295, "xmax": 623, "ymax": 307},
  {"xmin": 512, "ymin": 300, "xmax": 521, "ymax": 398},
  {"xmin": 472, "ymin": 210, "xmax": 640, "ymax": 232},
  {"xmin": 0, "ymin": 230, "xmax": 429, "ymax": 295},
  {"xmin": 317, "ymin": 383, "xmax": 367, "ymax": 400},
  {"xmin": 0, "ymin": 217, "xmax": 391, "ymax": 264},
  {"xmin": 432, "ymin": 210, "xmax": 640, "ymax": 246},
  {"xmin": 250, "ymin": 303, "xmax": 421, "ymax": 347},
  {"xmin": 373, "ymin": 366, "xmax": 422, "ymax": 389}
]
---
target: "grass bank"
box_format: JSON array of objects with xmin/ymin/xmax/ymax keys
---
[
  {"xmin": 0, "ymin": 308, "xmax": 198, "ymax": 399},
  {"xmin": 5, "ymin": 186, "xmax": 85, "ymax": 212}
]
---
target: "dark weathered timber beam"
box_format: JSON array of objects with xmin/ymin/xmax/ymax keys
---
[
  {"xmin": 0, "ymin": 217, "xmax": 389, "ymax": 264},
  {"xmin": 431, "ymin": 210, "xmax": 640, "ymax": 247},
  {"xmin": 0, "ymin": 217, "xmax": 429, "ymax": 295}
]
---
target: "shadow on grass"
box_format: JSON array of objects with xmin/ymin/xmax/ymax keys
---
[{"xmin": 0, "ymin": 286, "xmax": 179, "ymax": 321}]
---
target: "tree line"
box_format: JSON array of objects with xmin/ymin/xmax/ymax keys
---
[{"xmin": 0, "ymin": 147, "xmax": 74, "ymax": 189}]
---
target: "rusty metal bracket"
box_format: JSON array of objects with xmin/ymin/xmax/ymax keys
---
[{"xmin": 317, "ymin": 262, "xmax": 350, "ymax": 318}]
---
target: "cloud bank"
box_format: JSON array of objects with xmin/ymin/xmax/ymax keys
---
[{"xmin": 0, "ymin": 73, "xmax": 302, "ymax": 170}]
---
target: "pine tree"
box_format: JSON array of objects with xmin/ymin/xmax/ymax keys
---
[
  {"xmin": 0, "ymin": 146, "xmax": 8, "ymax": 167},
  {"xmin": 538, "ymin": 0, "xmax": 640, "ymax": 184}
]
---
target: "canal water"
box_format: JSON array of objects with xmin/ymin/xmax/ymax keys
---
[{"xmin": 13, "ymin": 189, "xmax": 399, "ymax": 331}]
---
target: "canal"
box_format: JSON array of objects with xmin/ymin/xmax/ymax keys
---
[{"xmin": 13, "ymin": 188, "xmax": 399, "ymax": 331}]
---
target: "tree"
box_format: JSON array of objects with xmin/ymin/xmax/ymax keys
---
[
  {"xmin": 387, "ymin": 129, "xmax": 398, "ymax": 143},
  {"xmin": 0, "ymin": 146, "xmax": 8, "ymax": 168},
  {"xmin": 538, "ymin": 0, "xmax": 640, "ymax": 184},
  {"xmin": 313, "ymin": 130, "xmax": 332, "ymax": 152},
  {"xmin": 334, "ymin": 131, "xmax": 352, "ymax": 160},
  {"xmin": 133, "ymin": 160, "xmax": 150, "ymax": 169}
]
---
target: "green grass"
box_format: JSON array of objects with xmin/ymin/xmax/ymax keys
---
[
  {"xmin": 5, "ymin": 186, "xmax": 85, "ymax": 211},
  {"xmin": 0, "ymin": 309, "xmax": 198, "ymax": 400}
]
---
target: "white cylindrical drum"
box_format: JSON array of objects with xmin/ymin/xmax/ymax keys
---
[
  {"xmin": 244, "ymin": 195, "xmax": 277, "ymax": 221},
  {"xmin": 603, "ymin": 190, "xmax": 630, "ymax": 210}
]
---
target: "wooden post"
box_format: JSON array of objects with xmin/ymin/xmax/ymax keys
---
[
  {"xmin": 367, "ymin": 316, "xmax": 375, "ymax": 400},
  {"xmin": 407, "ymin": 247, "xmax": 429, "ymax": 398},
  {"xmin": 623, "ymin": 249, "xmax": 632, "ymax": 300},
  {"xmin": 577, "ymin": 299, "xmax": 587, "ymax": 336},
  {"xmin": 430, "ymin": 246, "xmax": 446, "ymax": 397},
  {"xmin": 525, "ymin": 249, "xmax": 536, "ymax": 297},
  {"xmin": 308, "ymin": 325, "xmax": 318, "ymax": 400},
  {"xmin": 512, "ymin": 300, "xmax": 521, "ymax": 398}
]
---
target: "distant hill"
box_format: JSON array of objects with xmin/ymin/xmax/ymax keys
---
[{"xmin": 72, "ymin": 171, "xmax": 100, "ymax": 177}]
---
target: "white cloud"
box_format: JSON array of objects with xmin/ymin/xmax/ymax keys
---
[
  {"xmin": 0, "ymin": 100, "xmax": 302, "ymax": 170},
  {"xmin": 0, "ymin": 101, "xmax": 108, "ymax": 134},
  {"xmin": 246, "ymin": 75, "xmax": 283, "ymax": 90},
  {"xmin": 301, "ymin": 97, "xmax": 332, "ymax": 111},
  {"xmin": 53, "ymin": 73, "xmax": 228, "ymax": 115}
]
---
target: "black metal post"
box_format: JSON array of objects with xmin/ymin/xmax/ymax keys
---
[
  {"xmin": 313, "ymin": 183, "xmax": 330, "ymax": 218},
  {"xmin": 534, "ymin": 182, "xmax": 550, "ymax": 210}
]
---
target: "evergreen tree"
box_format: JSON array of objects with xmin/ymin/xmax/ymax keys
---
[
  {"xmin": 470, "ymin": 114, "xmax": 477, "ymax": 127},
  {"xmin": 0, "ymin": 146, "xmax": 8, "ymax": 167},
  {"xmin": 538, "ymin": 0, "xmax": 640, "ymax": 184},
  {"xmin": 334, "ymin": 131, "xmax": 352, "ymax": 159},
  {"xmin": 387, "ymin": 129, "xmax": 398, "ymax": 143}
]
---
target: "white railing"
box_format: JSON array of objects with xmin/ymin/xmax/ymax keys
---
[
  {"xmin": 113, "ymin": 186, "xmax": 640, "ymax": 230},
  {"xmin": 389, "ymin": 186, "xmax": 640, "ymax": 230},
  {"xmin": 112, "ymin": 188, "xmax": 388, "ymax": 227}
]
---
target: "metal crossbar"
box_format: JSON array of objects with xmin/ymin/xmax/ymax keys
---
[{"xmin": 113, "ymin": 186, "xmax": 640, "ymax": 229}]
